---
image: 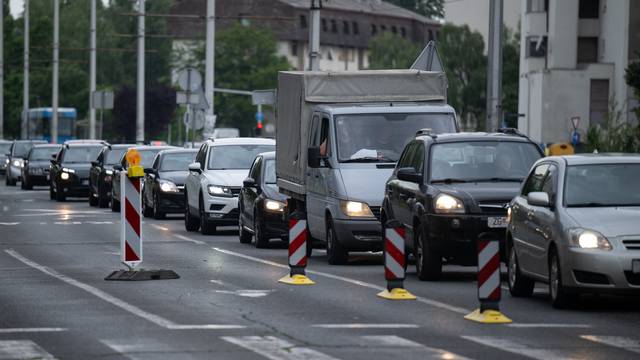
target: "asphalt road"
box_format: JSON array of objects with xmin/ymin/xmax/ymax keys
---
[{"xmin": 1, "ymin": 181, "xmax": 640, "ymax": 359}]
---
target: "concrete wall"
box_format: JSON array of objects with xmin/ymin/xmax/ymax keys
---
[{"xmin": 548, "ymin": 0, "xmax": 578, "ymax": 69}]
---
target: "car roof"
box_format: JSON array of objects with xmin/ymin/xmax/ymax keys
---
[
  {"xmin": 157, "ymin": 148, "xmax": 198, "ymax": 156},
  {"xmin": 65, "ymin": 143, "xmax": 105, "ymax": 148},
  {"xmin": 207, "ymin": 137, "xmax": 275, "ymax": 146},
  {"xmin": 14, "ymin": 140, "xmax": 47, "ymax": 144},
  {"xmin": 554, "ymin": 154, "xmax": 640, "ymax": 165},
  {"xmin": 0, "ymin": 140, "xmax": 11, "ymax": 144},
  {"xmin": 32, "ymin": 144, "xmax": 61, "ymax": 148},
  {"xmin": 109, "ymin": 144, "xmax": 136, "ymax": 150},
  {"xmin": 131, "ymin": 145, "xmax": 175, "ymax": 151},
  {"xmin": 419, "ymin": 132, "xmax": 535, "ymax": 144},
  {"xmin": 258, "ymin": 151, "xmax": 276, "ymax": 160}
]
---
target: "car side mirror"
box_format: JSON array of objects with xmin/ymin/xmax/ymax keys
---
[
  {"xmin": 308, "ymin": 147, "xmax": 322, "ymax": 168},
  {"xmin": 527, "ymin": 191, "xmax": 550, "ymax": 207},
  {"xmin": 243, "ymin": 177, "xmax": 257, "ymax": 188},
  {"xmin": 113, "ymin": 164, "xmax": 123, "ymax": 171},
  {"xmin": 91, "ymin": 161, "xmax": 99, "ymax": 167},
  {"xmin": 143, "ymin": 168, "xmax": 155, "ymax": 175},
  {"xmin": 397, "ymin": 167, "xmax": 423, "ymax": 183},
  {"xmin": 188, "ymin": 162, "xmax": 202, "ymax": 174}
]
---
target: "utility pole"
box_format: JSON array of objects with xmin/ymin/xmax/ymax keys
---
[
  {"xmin": 205, "ymin": 0, "xmax": 215, "ymax": 123},
  {"xmin": 89, "ymin": 0, "xmax": 96, "ymax": 139},
  {"xmin": 486, "ymin": 0, "xmax": 503, "ymax": 132},
  {"xmin": 0, "ymin": 0, "xmax": 4, "ymax": 140},
  {"xmin": 22, "ymin": 0, "xmax": 29, "ymax": 139},
  {"xmin": 136, "ymin": 0, "xmax": 145, "ymax": 143},
  {"xmin": 51, "ymin": 0, "xmax": 59, "ymax": 144},
  {"xmin": 308, "ymin": 0, "xmax": 321, "ymax": 71}
]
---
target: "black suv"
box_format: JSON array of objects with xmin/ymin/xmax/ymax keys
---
[
  {"xmin": 89, "ymin": 144, "xmax": 134, "ymax": 207},
  {"xmin": 21, "ymin": 144, "xmax": 62, "ymax": 189},
  {"xmin": 50, "ymin": 143, "xmax": 105, "ymax": 201},
  {"xmin": 381, "ymin": 130, "xmax": 543, "ymax": 280}
]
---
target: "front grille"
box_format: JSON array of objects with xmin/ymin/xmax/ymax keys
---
[
  {"xmin": 210, "ymin": 204, "xmax": 225, "ymax": 211},
  {"xmin": 230, "ymin": 187, "xmax": 241, "ymax": 197},
  {"xmin": 573, "ymin": 270, "xmax": 610, "ymax": 285},
  {"xmin": 623, "ymin": 240, "xmax": 640, "ymax": 250},
  {"xmin": 224, "ymin": 208, "xmax": 240, "ymax": 218},
  {"xmin": 624, "ymin": 271, "xmax": 640, "ymax": 286},
  {"xmin": 370, "ymin": 206, "xmax": 381, "ymax": 220},
  {"xmin": 478, "ymin": 201, "xmax": 509, "ymax": 215}
]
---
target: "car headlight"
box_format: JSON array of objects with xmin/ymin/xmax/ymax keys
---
[
  {"xmin": 13, "ymin": 160, "xmax": 22, "ymax": 167},
  {"xmin": 60, "ymin": 172, "xmax": 70, "ymax": 180},
  {"xmin": 434, "ymin": 194, "xmax": 465, "ymax": 214},
  {"xmin": 159, "ymin": 180, "xmax": 179, "ymax": 193},
  {"xmin": 506, "ymin": 206, "xmax": 512, "ymax": 223},
  {"xmin": 569, "ymin": 229, "xmax": 612, "ymax": 250},
  {"xmin": 208, "ymin": 184, "xmax": 232, "ymax": 197},
  {"xmin": 105, "ymin": 169, "xmax": 113, "ymax": 175},
  {"xmin": 4, "ymin": 158, "xmax": 8, "ymax": 164},
  {"xmin": 62, "ymin": 167, "xmax": 76, "ymax": 174},
  {"xmin": 340, "ymin": 200, "xmax": 373, "ymax": 217},
  {"xmin": 264, "ymin": 199, "xmax": 286, "ymax": 212}
]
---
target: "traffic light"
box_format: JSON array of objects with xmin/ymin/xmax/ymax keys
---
[{"xmin": 255, "ymin": 121, "xmax": 263, "ymax": 136}]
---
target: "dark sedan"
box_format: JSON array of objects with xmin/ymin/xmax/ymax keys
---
[
  {"xmin": 0, "ymin": 140, "xmax": 11, "ymax": 175},
  {"xmin": 142, "ymin": 149, "xmax": 197, "ymax": 219},
  {"xmin": 21, "ymin": 144, "xmax": 62, "ymax": 190},
  {"xmin": 89, "ymin": 144, "xmax": 134, "ymax": 208},
  {"xmin": 239, "ymin": 152, "xmax": 289, "ymax": 248},
  {"xmin": 110, "ymin": 145, "xmax": 174, "ymax": 212},
  {"xmin": 50, "ymin": 143, "xmax": 104, "ymax": 201},
  {"xmin": 5, "ymin": 140, "xmax": 47, "ymax": 186}
]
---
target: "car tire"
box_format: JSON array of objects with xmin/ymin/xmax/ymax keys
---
[
  {"xmin": 254, "ymin": 209, "xmax": 269, "ymax": 248},
  {"xmin": 549, "ymin": 249, "xmax": 577, "ymax": 309},
  {"xmin": 142, "ymin": 193, "xmax": 153, "ymax": 217},
  {"xmin": 415, "ymin": 223, "xmax": 442, "ymax": 281},
  {"xmin": 153, "ymin": 193, "xmax": 165, "ymax": 220},
  {"xmin": 49, "ymin": 184, "xmax": 55, "ymax": 200},
  {"xmin": 184, "ymin": 192, "xmax": 200, "ymax": 232},
  {"xmin": 111, "ymin": 196, "xmax": 120, "ymax": 213},
  {"xmin": 6, "ymin": 175, "xmax": 16, "ymax": 186},
  {"xmin": 55, "ymin": 184, "xmax": 66, "ymax": 202},
  {"xmin": 199, "ymin": 197, "xmax": 216, "ymax": 235},
  {"xmin": 98, "ymin": 183, "xmax": 109, "ymax": 208},
  {"xmin": 326, "ymin": 218, "xmax": 348, "ymax": 265},
  {"xmin": 508, "ymin": 244, "xmax": 535, "ymax": 297},
  {"xmin": 89, "ymin": 191, "xmax": 98, "ymax": 206},
  {"xmin": 238, "ymin": 214, "xmax": 252, "ymax": 244}
]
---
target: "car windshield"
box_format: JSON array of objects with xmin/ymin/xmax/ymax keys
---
[
  {"xmin": 160, "ymin": 152, "xmax": 196, "ymax": 171},
  {"xmin": 335, "ymin": 113, "xmax": 456, "ymax": 162},
  {"xmin": 208, "ymin": 145, "xmax": 275, "ymax": 170},
  {"xmin": 63, "ymin": 146, "xmax": 102, "ymax": 163},
  {"xmin": 106, "ymin": 148, "xmax": 128, "ymax": 165},
  {"xmin": 429, "ymin": 141, "xmax": 541, "ymax": 183},
  {"xmin": 565, "ymin": 163, "xmax": 640, "ymax": 207},
  {"xmin": 29, "ymin": 147, "xmax": 59, "ymax": 161},
  {"xmin": 14, "ymin": 142, "xmax": 39, "ymax": 158},
  {"xmin": 137, "ymin": 149, "xmax": 163, "ymax": 168},
  {"xmin": 0, "ymin": 143, "xmax": 10, "ymax": 154},
  {"xmin": 264, "ymin": 159, "xmax": 276, "ymax": 184}
]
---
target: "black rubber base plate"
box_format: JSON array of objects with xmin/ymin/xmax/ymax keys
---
[{"xmin": 105, "ymin": 269, "xmax": 180, "ymax": 281}]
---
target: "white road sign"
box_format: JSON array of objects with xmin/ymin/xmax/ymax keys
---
[{"xmin": 177, "ymin": 68, "xmax": 202, "ymax": 92}]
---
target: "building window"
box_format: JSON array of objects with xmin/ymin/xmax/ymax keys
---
[
  {"xmin": 331, "ymin": 19, "xmax": 337, "ymax": 33},
  {"xmin": 322, "ymin": 18, "xmax": 327, "ymax": 32},
  {"xmin": 577, "ymin": 37, "xmax": 598, "ymax": 63},
  {"xmin": 300, "ymin": 15, "xmax": 307, "ymax": 29},
  {"xmin": 343, "ymin": 21, "xmax": 350, "ymax": 34},
  {"xmin": 526, "ymin": 0, "xmax": 547, "ymax": 13},
  {"xmin": 391, "ymin": 26, "xmax": 397, "ymax": 34},
  {"xmin": 381, "ymin": 25, "xmax": 387, "ymax": 32},
  {"xmin": 589, "ymin": 79, "xmax": 609, "ymax": 127},
  {"xmin": 526, "ymin": 36, "xmax": 547, "ymax": 57},
  {"xmin": 352, "ymin": 21, "xmax": 359, "ymax": 35},
  {"xmin": 579, "ymin": 0, "xmax": 599, "ymax": 19},
  {"xmin": 400, "ymin": 27, "xmax": 406, "ymax": 38},
  {"xmin": 291, "ymin": 42, "xmax": 298, "ymax": 57},
  {"xmin": 371, "ymin": 24, "xmax": 377, "ymax": 35}
]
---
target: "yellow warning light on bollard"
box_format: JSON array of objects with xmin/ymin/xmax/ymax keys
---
[{"xmin": 126, "ymin": 149, "xmax": 144, "ymax": 178}]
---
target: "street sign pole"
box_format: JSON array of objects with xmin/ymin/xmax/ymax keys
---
[
  {"xmin": 22, "ymin": 0, "xmax": 29, "ymax": 140},
  {"xmin": 136, "ymin": 0, "xmax": 145, "ymax": 143},
  {"xmin": 89, "ymin": 0, "xmax": 97, "ymax": 139},
  {"xmin": 51, "ymin": 0, "xmax": 59, "ymax": 144}
]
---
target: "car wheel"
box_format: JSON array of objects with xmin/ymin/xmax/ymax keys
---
[
  {"xmin": 238, "ymin": 213, "xmax": 252, "ymax": 244},
  {"xmin": 89, "ymin": 190, "xmax": 98, "ymax": 206},
  {"xmin": 549, "ymin": 249, "xmax": 577, "ymax": 309},
  {"xmin": 6, "ymin": 175, "xmax": 15, "ymax": 186},
  {"xmin": 55, "ymin": 184, "xmax": 66, "ymax": 202},
  {"xmin": 199, "ymin": 197, "xmax": 216, "ymax": 235},
  {"xmin": 110, "ymin": 195, "xmax": 120, "ymax": 213},
  {"xmin": 49, "ymin": 184, "xmax": 55, "ymax": 200},
  {"xmin": 142, "ymin": 192, "xmax": 153, "ymax": 217},
  {"xmin": 20, "ymin": 178, "xmax": 27, "ymax": 190},
  {"xmin": 508, "ymin": 244, "xmax": 535, "ymax": 297},
  {"xmin": 415, "ymin": 223, "xmax": 442, "ymax": 281},
  {"xmin": 326, "ymin": 218, "xmax": 348, "ymax": 265},
  {"xmin": 153, "ymin": 193, "xmax": 165, "ymax": 220},
  {"xmin": 98, "ymin": 184, "xmax": 109, "ymax": 208},
  {"xmin": 254, "ymin": 209, "xmax": 269, "ymax": 248}
]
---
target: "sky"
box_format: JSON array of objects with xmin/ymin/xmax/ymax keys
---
[{"xmin": 9, "ymin": 0, "xmax": 110, "ymax": 18}]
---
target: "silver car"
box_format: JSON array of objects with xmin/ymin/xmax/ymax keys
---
[{"xmin": 507, "ymin": 154, "xmax": 640, "ymax": 308}]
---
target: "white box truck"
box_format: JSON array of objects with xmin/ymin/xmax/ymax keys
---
[{"xmin": 276, "ymin": 70, "xmax": 458, "ymax": 264}]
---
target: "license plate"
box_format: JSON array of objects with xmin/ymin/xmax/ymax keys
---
[
  {"xmin": 82, "ymin": 180, "xmax": 89, "ymax": 186},
  {"xmin": 46, "ymin": 174, "xmax": 50, "ymax": 180},
  {"xmin": 488, "ymin": 217, "xmax": 508, "ymax": 228},
  {"xmin": 633, "ymin": 260, "xmax": 640, "ymax": 274}
]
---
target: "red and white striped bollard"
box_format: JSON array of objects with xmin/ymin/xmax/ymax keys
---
[{"xmin": 377, "ymin": 220, "xmax": 415, "ymax": 300}]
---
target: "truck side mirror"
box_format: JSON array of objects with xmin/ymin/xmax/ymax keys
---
[{"xmin": 308, "ymin": 147, "xmax": 321, "ymax": 168}]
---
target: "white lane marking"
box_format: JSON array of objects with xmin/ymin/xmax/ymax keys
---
[
  {"xmin": 213, "ymin": 290, "xmax": 275, "ymax": 298},
  {"xmin": 53, "ymin": 221, "xmax": 82, "ymax": 225},
  {"xmin": 0, "ymin": 328, "xmax": 67, "ymax": 333},
  {"xmin": 209, "ymin": 279, "xmax": 226, "ymax": 286},
  {"xmin": 0, "ymin": 222, "xmax": 19, "ymax": 226},
  {"xmin": 508, "ymin": 324, "xmax": 591, "ymax": 328},
  {"xmin": 4, "ymin": 249, "xmax": 245, "ymax": 331},
  {"xmin": 462, "ymin": 336, "xmax": 573, "ymax": 360},
  {"xmin": 150, "ymin": 224, "xmax": 169, "ymax": 231},
  {"xmin": 581, "ymin": 335, "xmax": 640, "ymax": 354},
  {"xmin": 211, "ymin": 246, "xmax": 469, "ymax": 315},
  {"xmin": 361, "ymin": 336, "xmax": 470, "ymax": 359},
  {"xmin": 0, "ymin": 340, "xmax": 57, "ymax": 360},
  {"xmin": 312, "ymin": 324, "xmax": 419, "ymax": 329},
  {"xmin": 101, "ymin": 339, "xmax": 198, "ymax": 360},
  {"xmin": 85, "ymin": 221, "xmax": 114, "ymax": 225},
  {"xmin": 222, "ymin": 336, "xmax": 339, "ymax": 360},
  {"xmin": 2, "ymin": 206, "xmax": 8, "ymax": 211},
  {"xmin": 174, "ymin": 234, "xmax": 206, "ymax": 245}
]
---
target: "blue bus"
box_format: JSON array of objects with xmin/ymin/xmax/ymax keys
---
[{"xmin": 28, "ymin": 107, "xmax": 77, "ymax": 143}]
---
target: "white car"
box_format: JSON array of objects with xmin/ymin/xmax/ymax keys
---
[{"xmin": 184, "ymin": 137, "xmax": 276, "ymax": 235}]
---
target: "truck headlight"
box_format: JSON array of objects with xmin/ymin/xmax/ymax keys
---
[
  {"xmin": 569, "ymin": 229, "xmax": 612, "ymax": 250},
  {"xmin": 159, "ymin": 180, "xmax": 179, "ymax": 193},
  {"xmin": 434, "ymin": 194, "xmax": 465, "ymax": 214},
  {"xmin": 264, "ymin": 199, "xmax": 286, "ymax": 212},
  {"xmin": 208, "ymin": 184, "xmax": 232, "ymax": 197},
  {"xmin": 340, "ymin": 200, "xmax": 373, "ymax": 217}
]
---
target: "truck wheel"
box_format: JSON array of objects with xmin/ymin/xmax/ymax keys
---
[
  {"xmin": 238, "ymin": 214, "xmax": 252, "ymax": 244},
  {"xmin": 326, "ymin": 219, "xmax": 348, "ymax": 265},
  {"xmin": 254, "ymin": 210, "xmax": 269, "ymax": 248},
  {"xmin": 415, "ymin": 223, "xmax": 442, "ymax": 281},
  {"xmin": 508, "ymin": 244, "xmax": 535, "ymax": 297},
  {"xmin": 199, "ymin": 197, "xmax": 216, "ymax": 235}
]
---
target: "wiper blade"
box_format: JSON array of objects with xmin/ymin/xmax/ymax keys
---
[
  {"xmin": 480, "ymin": 177, "xmax": 524, "ymax": 182},
  {"xmin": 342, "ymin": 157, "xmax": 395, "ymax": 163},
  {"xmin": 568, "ymin": 202, "xmax": 611, "ymax": 207},
  {"xmin": 430, "ymin": 178, "xmax": 469, "ymax": 184}
]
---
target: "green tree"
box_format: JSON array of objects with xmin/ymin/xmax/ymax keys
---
[
  {"xmin": 368, "ymin": 32, "xmax": 420, "ymax": 69},
  {"xmin": 386, "ymin": 0, "xmax": 445, "ymax": 19},
  {"xmin": 502, "ymin": 26, "xmax": 520, "ymax": 126},
  {"xmin": 625, "ymin": 51, "xmax": 640, "ymax": 119}
]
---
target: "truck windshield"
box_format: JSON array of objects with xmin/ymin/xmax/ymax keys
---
[
  {"xmin": 429, "ymin": 141, "xmax": 541, "ymax": 183},
  {"xmin": 335, "ymin": 113, "xmax": 456, "ymax": 162}
]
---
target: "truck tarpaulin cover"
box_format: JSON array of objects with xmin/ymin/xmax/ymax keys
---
[{"xmin": 276, "ymin": 70, "xmax": 447, "ymax": 195}]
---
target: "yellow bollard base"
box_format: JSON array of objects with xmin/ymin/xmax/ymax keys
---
[
  {"xmin": 377, "ymin": 288, "xmax": 417, "ymax": 300},
  {"xmin": 278, "ymin": 274, "xmax": 315, "ymax": 285},
  {"xmin": 127, "ymin": 165, "xmax": 144, "ymax": 178},
  {"xmin": 464, "ymin": 309, "xmax": 512, "ymax": 324}
]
